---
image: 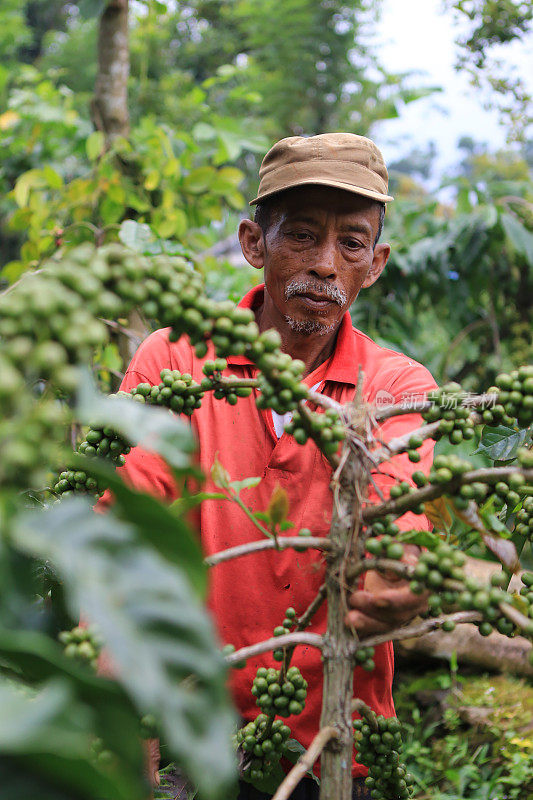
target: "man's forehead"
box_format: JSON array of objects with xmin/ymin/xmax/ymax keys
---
[{"xmin": 273, "ymin": 186, "xmax": 379, "ymax": 227}]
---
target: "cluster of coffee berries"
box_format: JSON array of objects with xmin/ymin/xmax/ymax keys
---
[
  {"xmin": 422, "ymin": 384, "xmax": 475, "ymax": 444},
  {"xmin": 285, "ymin": 407, "xmax": 345, "ymax": 458},
  {"xmin": 59, "ymin": 625, "xmax": 102, "ymax": 670},
  {"xmin": 365, "ymin": 536, "xmax": 405, "ymax": 562},
  {"xmin": 410, "ymin": 546, "xmax": 533, "ymax": 640},
  {"xmin": 518, "ymin": 448, "xmax": 533, "ymax": 469},
  {"xmin": 492, "ymin": 472, "xmax": 531, "ymax": 513},
  {"xmin": 410, "ymin": 455, "xmax": 484, "ymax": 512},
  {"xmin": 53, "ymin": 468, "xmax": 103, "ymax": 498},
  {"xmin": 0, "ymin": 244, "xmax": 211, "ymax": 495},
  {"xmin": 0, "ymin": 396, "xmax": 66, "ymax": 490},
  {"xmin": 369, "ymin": 517, "xmax": 402, "ymax": 536},
  {"xmin": 487, "ymin": 367, "xmax": 533, "ymax": 427},
  {"xmin": 53, "ymin": 409, "xmax": 132, "ymax": 498},
  {"xmin": 389, "ymin": 481, "xmax": 414, "ymax": 500},
  {"xmin": 90, "ymin": 736, "xmax": 114, "ymax": 767},
  {"xmin": 254, "ymin": 343, "xmax": 308, "ymax": 415},
  {"xmin": 0, "ymin": 244, "xmax": 210, "ymax": 402},
  {"xmin": 515, "ymin": 496, "xmax": 533, "ymax": 542},
  {"xmin": 409, "ymin": 542, "xmax": 467, "ymax": 609},
  {"xmin": 354, "ymin": 645, "xmax": 376, "ymax": 672},
  {"xmin": 139, "ymin": 369, "xmax": 204, "ymax": 415},
  {"xmin": 458, "ymin": 572, "xmax": 533, "ymax": 639},
  {"xmin": 459, "ymin": 572, "xmax": 533, "ymax": 639},
  {"xmin": 272, "ymin": 607, "xmax": 298, "ymax": 660},
  {"xmin": 207, "ymin": 303, "xmax": 259, "ymax": 360},
  {"xmin": 405, "ymin": 433, "xmax": 423, "ymax": 463},
  {"xmin": 519, "ymin": 572, "xmax": 533, "ymax": 604},
  {"xmin": 353, "ymin": 714, "xmax": 414, "ymax": 800},
  {"xmin": 236, "ymin": 715, "xmax": 292, "ymax": 783},
  {"xmin": 0, "ymin": 245, "xmax": 140, "ymax": 395},
  {"xmin": 79, "ymin": 424, "xmax": 131, "ymax": 465},
  {"xmin": 56, "ymin": 243, "xmax": 144, "ymax": 319},
  {"xmin": 428, "ymin": 454, "xmax": 471, "ymax": 485},
  {"xmin": 0, "ymin": 270, "xmax": 105, "ymax": 396},
  {"xmin": 251, "ymin": 665, "xmax": 308, "ymax": 717}
]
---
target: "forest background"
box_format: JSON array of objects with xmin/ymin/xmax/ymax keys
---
[{"xmin": 1, "ymin": 2, "xmax": 532, "ymax": 799}]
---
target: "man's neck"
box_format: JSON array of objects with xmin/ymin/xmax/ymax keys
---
[{"xmin": 254, "ymin": 293, "xmax": 340, "ymax": 378}]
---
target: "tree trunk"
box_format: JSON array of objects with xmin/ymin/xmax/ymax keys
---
[
  {"xmin": 92, "ymin": 0, "xmax": 130, "ymax": 142},
  {"xmin": 319, "ymin": 419, "xmax": 370, "ymax": 800}
]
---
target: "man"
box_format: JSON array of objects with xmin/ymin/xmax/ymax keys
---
[{"xmin": 115, "ymin": 134, "xmax": 436, "ymax": 798}]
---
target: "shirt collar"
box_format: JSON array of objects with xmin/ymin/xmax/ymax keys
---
[{"xmin": 226, "ymin": 284, "xmax": 358, "ymax": 387}]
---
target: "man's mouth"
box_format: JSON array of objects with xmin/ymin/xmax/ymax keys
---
[
  {"xmin": 284, "ymin": 279, "xmax": 347, "ymax": 310},
  {"xmin": 293, "ymin": 291, "xmax": 338, "ymax": 310}
]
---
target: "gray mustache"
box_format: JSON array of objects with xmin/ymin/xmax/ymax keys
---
[{"xmin": 284, "ymin": 279, "xmax": 346, "ymax": 306}]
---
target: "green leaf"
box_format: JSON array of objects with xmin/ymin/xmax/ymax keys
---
[
  {"xmin": 229, "ymin": 476, "xmax": 261, "ymax": 493},
  {"xmin": 74, "ymin": 456, "xmax": 207, "ymax": 597},
  {"xmin": 42, "ymin": 166, "xmax": 63, "ymax": 189},
  {"xmin": 396, "ymin": 529, "xmax": 442, "ymax": 549},
  {"xmin": 501, "ymin": 212, "xmax": 533, "ymax": 268},
  {"xmin": 0, "ymin": 674, "xmax": 143, "ymax": 800},
  {"xmin": 0, "ymin": 628, "xmax": 144, "ymax": 799},
  {"xmin": 118, "ymin": 220, "xmax": 158, "ymax": 253},
  {"xmin": 183, "ymin": 166, "xmax": 216, "ymax": 194},
  {"xmin": 284, "ymin": 738, "xmax": 320, "ymax": 784},
  {"xmin": 211, "ymin": 455, "xmax": 231, "ymax": 489},
  {"xmin": 240, "ymin": 761, "xmax": 285, "ymax": 794},
  {"xmin": 144, "ymin": 169, "xmax": 160, "ymax": 191},
  {"xmin": 279, "ymin": 520, "xmax": 295, "ymax": 531},
  {"xmin": 170, "ymin": 492, "xmax": 227, "ymax": 516},
  {"xmin": 192, "ymin": 122, "xmax": 217, "ymax": 142},
  {"xmin": 473, "ymin": 425, "xmax": 530, "ymax": 461},
  {"xmin": 14, "ymin": 499, "xmax": 238, "ymax": 800},
  {"xmin": 86, "ymin": 131, "xmax": 105, "ymax": 161},
  {"xmin": 13, "ymin": 168, "xmax": 42, "ymax": 207}
]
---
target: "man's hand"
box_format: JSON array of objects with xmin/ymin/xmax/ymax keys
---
[{"xmin": 345, "ymin": 545, "xmax": 428, "ymax": 635}]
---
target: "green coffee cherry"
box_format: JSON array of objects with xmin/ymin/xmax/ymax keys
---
[
  {"xmin": 353, "ymin": 712, "xmax": 413, "ymax": 799},
  {"xmin": 59, "ymin": 624, "xmax": 102, "ymax": 670}
]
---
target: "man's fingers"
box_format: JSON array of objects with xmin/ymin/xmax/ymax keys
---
[
  {"xmin": 344, "ymin": 608, "xmax": 392, "ymax": 635},
  {"xmin": 349, "ymin": 586, "xmax": 425, "ymax": 615}
]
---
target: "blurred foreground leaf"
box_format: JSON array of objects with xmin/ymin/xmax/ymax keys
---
[{"xmin": 13, "ymin": 499, "xmax": 237, "ymax": 800}]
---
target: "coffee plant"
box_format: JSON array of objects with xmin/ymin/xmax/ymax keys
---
[{"xmin": 0, "ymin": 237, "xmax": 532, "ymax": 800}]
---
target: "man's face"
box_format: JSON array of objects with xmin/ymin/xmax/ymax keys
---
[{"xmin": 242, "ymin": 186, "xmax": 390, "ymax": 337}]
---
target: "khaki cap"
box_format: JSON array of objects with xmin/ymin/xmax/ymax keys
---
[{"xmin": 250, "ymin": 133, "xmax": 393, "ymax": 205}]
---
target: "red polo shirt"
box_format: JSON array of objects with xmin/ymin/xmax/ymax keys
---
[{"xmin": 106, "ymin": 285, "xmax": 436, "ymax": 777}]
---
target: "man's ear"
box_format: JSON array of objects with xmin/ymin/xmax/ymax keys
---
[
  {"xmin": 238, "ymin": 219, "xmax": 265, "ymax": 270},
  {"xmin": 362, "ymin": 242, "xmax": 390, "ymax": 288}
]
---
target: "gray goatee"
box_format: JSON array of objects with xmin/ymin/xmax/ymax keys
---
[{"xmin": 284, "ymin": 279, "xmax": 346, "ymax": 335}]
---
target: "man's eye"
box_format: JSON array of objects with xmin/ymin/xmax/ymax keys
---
[
  {"xmin": 292, "ymin": 232, "xmax": 312, "ymax": 241},
  {"xmin": 343, "ymin": 239, "xmax": 363, "ymax": 250}
]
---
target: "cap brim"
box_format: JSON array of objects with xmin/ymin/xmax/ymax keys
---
[{"xmin": 249, "ymin": 177, "xmax": 393, "ymax": 205}]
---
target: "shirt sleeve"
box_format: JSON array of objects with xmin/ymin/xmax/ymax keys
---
[
  {"xmin": 95, "ymin": 329, "xmax": 185, "ymax": 511},
  {"xmin": 368, "ymin": 361, "xmax": 438, "ymax": 533}
]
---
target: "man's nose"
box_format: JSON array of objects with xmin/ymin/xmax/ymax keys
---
[{"xmin": 307, "ymin": 239, "xmax": 338, "ymax": 280}]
